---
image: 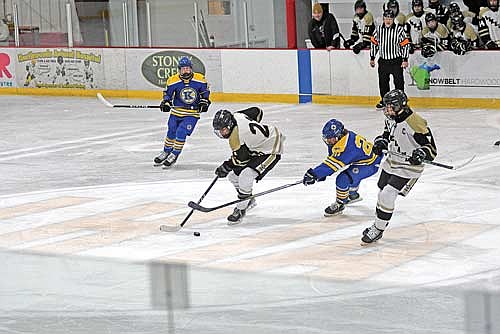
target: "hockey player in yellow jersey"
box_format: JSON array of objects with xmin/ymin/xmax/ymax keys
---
[
  {"xmin": 155, "ymin": 57, "xmax": 211, "ymax": 168},
  {"xmin": 212, "ymin": 107, "xmax": 284, "ymax": 224},
  {"xmin": 361, "ymin": 89, "xmax": 437, "ymax": 244},
  {"xmin": 479, "ymin": 0, "xmax": 500, "ymax": 49}
]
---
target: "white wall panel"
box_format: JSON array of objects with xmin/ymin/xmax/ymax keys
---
[{"xmin": 220, "ymin": 50, "xmax": 298, "ymax": 94}]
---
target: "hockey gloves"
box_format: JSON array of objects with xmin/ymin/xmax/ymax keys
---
[
  {"xmin": 215, "ymin": 161, "xmax": 233, "ymax": 178},
  {"xmin": 343, "ymin": 39, "xmax": 354, "ymax": 49},
  {"xmin": 408, "ymin": 148, "xmax": 427, "ymax": 165},
  {"xmin": 372, "ymin": 136, "xmax": 389, "ymax": 156},
  {"xmin": 303, "ymin": 168, "xmax": 318, "ymax": 186},
  {"xmin": 160, "ymin": 100, "xmax": 172, "ymax": 113},
  {"xmin": 352, "ymin": 43, "xmax": 364, "ymax": 54},
  {"xmin": 198, "ymin": 98, "xmax": 211, "ymax": 113}
]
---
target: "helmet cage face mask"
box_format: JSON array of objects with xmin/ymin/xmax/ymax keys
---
[{"xmin": 212, "ymin": 110, "xmax": 234, "ymax": 139}]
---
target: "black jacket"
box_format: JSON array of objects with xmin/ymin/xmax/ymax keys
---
[{"xmin": 308, "ymin": 13, "xmax": 341, "ymax": 48}]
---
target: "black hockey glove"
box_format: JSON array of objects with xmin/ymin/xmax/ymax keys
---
[
  {"xmin": 198, "ymin": 98, "xmax": 211, "ymax": 113},
  {"xmin": 215, "ymin": 161, "xmax": 233, "ymax": 178},
  {"xmin": 160, "ymin": 100, "xmax": 171, "ymax": 113},
  {"xmin": 303, "ymin": 168, "xmax": 318, "ymax": 186},
  {"xmin": 409, "ymin": 43, "xmax": 415, "ymax": 54},
  {"xmin": 343, "ymin": 39, "xmax": 354, "ymax": 49},
  {"xmin": 485, "ymin": 40, "xmax": 498, "ymax": 50},
  {"xmin": 408, "ymin": 148, "xmax": 427, "ymax": 165},
  {"xmin": 372, "ymin": 136, "xmax": 389, "ymax": 156},
  {"xmin": 352, "ymin": 43, "xmax": 364, "ymax": 54}
]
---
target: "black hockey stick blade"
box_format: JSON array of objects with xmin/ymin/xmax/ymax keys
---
[
  {"xmin": 188, "ymin": 180, "xmax": 303, "ymax": 213},
  {"xmin": 160, "ymin": 176, "xmax": 219, "ymax": 232}
]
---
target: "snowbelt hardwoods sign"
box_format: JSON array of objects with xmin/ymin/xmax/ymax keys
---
[{"xmin": 141, "ymin": 51, "xmax": 206, "ymax": 88}]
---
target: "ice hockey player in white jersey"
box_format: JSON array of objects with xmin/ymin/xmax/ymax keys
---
[
  {"xmin": 361, "ymin": 89, "xmax": 437, "ymax": 244},
  {"xmin": 406, "ymin": 0, "xmax": 431, "ymax": 51},
  {"xmin": 212, "ymin": 107, "xmax": 284, "ymax": 224},
  {"xmin": 478, "ymin": 0, "xmax": 500, "ymax": 49}
]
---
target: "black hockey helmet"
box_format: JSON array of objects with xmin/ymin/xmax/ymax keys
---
[
  {"xmin": 384, "ymin": 0, "xmax": 400, "ymax": 16},
  {"xmin": 383, "ymin": 9, "xmax": 395, "ymax": 18},
  {"xmin": 425, "ymin": 12, "xmax": 437, "ymax": 23},
  {"xmin": 450, "ymin": 11, "xmax": 465, "ymax": 29},
  {"xmin": 448, "ymin": 2, "xmax": 461, "ymax": 14},
  {"xmin": 383, "ymin": 89, "xmax": 408, "ymax": 119},
  {"xmin": 487, "ymin": 0, "xmax": 499, "ymax": 11},
  {"xmin": 354, "ymin": 0, "xmax": 366, "ymax": 11},
  {"xmin": 213, "ymin": 109, "xmax": 236, "ymax": 138},
  {"xmin": 412, "ymin": 0, "xmax": 424, "ymax": 14}
]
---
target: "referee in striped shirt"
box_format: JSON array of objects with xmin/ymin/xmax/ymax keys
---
[{"xmin": 370, "ymin": 9, "xmax": 410, "ymax": 109}]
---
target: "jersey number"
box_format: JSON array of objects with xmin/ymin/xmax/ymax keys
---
[
  {"xmin": 249, "ymin": 123, "xmax": 270, "ymax": 137},
  {"xmin": 354, "ymin": 134, "xmax": 373, "ymax": 155}
]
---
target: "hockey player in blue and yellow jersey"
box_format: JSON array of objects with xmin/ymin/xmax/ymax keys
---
[
  {"xmin": 303, "ymin": 119, "xmax": 382, "ymax": 216},
  {"xmin": 154, "ymin": 56, "xmax": 211, "ymax": 167}
]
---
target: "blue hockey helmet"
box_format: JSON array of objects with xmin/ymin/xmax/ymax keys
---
[
  {"xmin": 178, "ymin": 56, "xmax": 193, "ymax": 69},
  {"xmin": 322, "ymin": 119, "xmax": 345, "ymax": 144}
]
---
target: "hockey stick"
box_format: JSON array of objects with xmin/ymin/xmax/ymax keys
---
[
  {"xmin": 97, "ymin": 93, "xmax": 190, "ymax": 110},
  {"xmin": 159, "ymin": 176, "xmax": 219, "ymax": 232},
  {"xmin": 387, "ymin": 150, "xmax": 476, "ymax": 170},
  {"xmin": 188, "ymin": 180, "xmax": 303, "ymax": 213}
]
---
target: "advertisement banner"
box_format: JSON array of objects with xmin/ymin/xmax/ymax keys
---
[
  {"xmin": 406, "ymin": 51, "xmax": 500, "ymax": 97},
  {"xmin": 125, "ymin": 49, "xmax": 222, "ymax": 92},
  {"xmin": 16, "ymin": 49, "xmax": 103, "ymax": 89},
  {"xmin": 0, "ymin": 49, "xmax": 16, "ymax": 88}
]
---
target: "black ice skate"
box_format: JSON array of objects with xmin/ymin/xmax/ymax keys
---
[
  {"xmin": 154, "ymin": 151, "xmax": 169, "ymax": 166},
  {"xmin": 227, "ymin": 207, "xmax": 246, "ymax": 225},
  {"xmin": 361, "ymin": 224, "xmax": 384, "ymax": 245},
  {"xmin": 345, "ymin": 192, "xmax": 362, "ymax": 204},
  {"xmin": 162, "ymin": 153, "xmax": 178, "ymax": 168},
  {"xmin": 324, "ymin": 202, "xmax": 345, "ymax": 217}
]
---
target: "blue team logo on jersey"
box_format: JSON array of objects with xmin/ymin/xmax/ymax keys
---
[{"xmin": 179, "ymin": 87, "xmax": 197, "ymax": 105}]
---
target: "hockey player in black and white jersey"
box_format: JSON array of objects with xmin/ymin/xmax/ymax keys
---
[
  {"xmin": 212, "ymin": 107, "xmax": 284, "ymax": 224},
  {"xmin": 361, "ymin": 89, "xmax": 437, "ymax": 244},
  {"xmin": 426, "ymin": 0, "xmax": 450, "ymax": 24},
  {"xmin": 478, "ymin": 0, "xmax": 500, "ymax": 49},
  {"xmin": 343, "ymin": 0, "xmax": 376, "ymax": 54},
  {"xmin": 421, "ymin": 12, "xmax": 451, "ymax": 57},
  {"xmin": 449, "ymin": 11, "xmax": 479, "ymax": 54},
  {"xmin": 406, "ymin": 0, "xmax": 431, "ymax": 51}
]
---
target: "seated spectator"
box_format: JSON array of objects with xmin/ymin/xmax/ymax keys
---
[
  {"xmin": 308, "ymin": 2, "xmax": 341, "ymax": 50},
  {"xmin": 344, "ymin": 0, "xmax": 375, "ymax": 54},
  {"xmin": 421, "ymin": 12, "xmax": 450, "ymax": 57}
]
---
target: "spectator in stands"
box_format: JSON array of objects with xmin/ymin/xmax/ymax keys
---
[
  {"xmin": 308, "ymin": 2, "xmax": 341, "ymax": 50},
  {"xmin": 343, "ymin": 0, "xmax": 375, "ymax": 54},
  {"xmin": 0, "ymin": 19, "xmax": 9, "ymax": 46}
]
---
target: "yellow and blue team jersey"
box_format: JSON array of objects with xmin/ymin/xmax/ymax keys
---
[
  {"xmin": 312, "ymin": 130, "xmax": 379, "ymax": 179},
  {"xmin": 164, "ymin": 72, "xmax": 210, "ymax": 118}
]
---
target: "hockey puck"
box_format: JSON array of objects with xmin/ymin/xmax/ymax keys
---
[{"xmin": 193, "ymin": 231, "xmax": 200, "ymax": 237}]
